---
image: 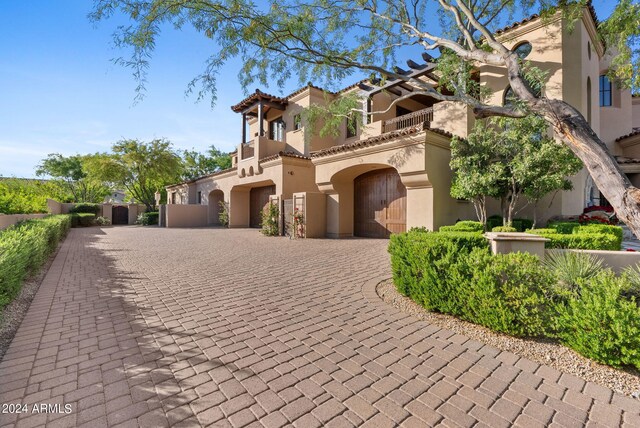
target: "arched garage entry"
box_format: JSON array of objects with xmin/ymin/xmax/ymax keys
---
[
  {"xmin": 354, "ymin": 168, "xmax": 406, "ymax": 238},
  {"xmin": 208, "ymin": 190, "xmax": 224, "ymax": 225},
  {"xmin": 250, "ymin": 185, "xmax": 276, "ymax": 228}
]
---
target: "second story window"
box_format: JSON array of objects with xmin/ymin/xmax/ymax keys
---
[
  {"xmin": 269, "ymin": 118, "xmax": 285, "ymax": 141},
  {"xmin": 293, "ymin": 114, "xmax": 302, "ymax": 130},
  {"xmin": 346, "ymin": 114, "xmax": 357, "ymax": 138},
  {"xmin": 599, "ymin": 75, "xmax": 612, "ymax": 107},
  {"xmin": 197, "ymin": 191, "xmax": 202, "ymax": 204}
]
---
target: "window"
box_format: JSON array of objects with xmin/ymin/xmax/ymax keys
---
[
  {"xmin": 586, "ymin": 77, "xmax": 592, "ymax": 125},
  {"xmin": 503, "ymin": 86, "xmax": 516, "ymax": 107},
  {"xmin": 346, "ymin": 114, "xmax": 357, "ymax": 138},
  {"xmin": 599, "ymin": 75, "xmax": 612, "ymax": 107},
  {"xmin": 197, "ymin": 191, "xmax": 202, "ymax": 204},
  {"xmin": 587, "ymin": 41, "xmax": 592, "ymax": 60},
  {"xmin": 293, "ymin": 114, "xmax": 302, "ymax": 130},
  {"xmin": 269, "ymin": 118, "xmax": 285, "ymax": 141},
  {"xmin": 513, "ymin": 42, "xmax": 532, "ymax": 59}
]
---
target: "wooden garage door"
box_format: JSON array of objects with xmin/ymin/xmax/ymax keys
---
[
  {"xmin": 250, "ymin": 185, "xmax": 276, "ymax": 228},
  {"xmin": 354, "ymin": 168, "xmax": 406, "ymax": 238},
  {"xmin": 112, "ymin": 206, "xmax": 129, "ymax": 225}
]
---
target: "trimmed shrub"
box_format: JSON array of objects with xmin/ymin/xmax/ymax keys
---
[
  {"xmin": 0, "ymin": 215, "xmax": 71, "ymax": 310},
  {"xmin": 439, "ymin": 221, "xmax": 484, "ymax": 233},
  {"xmin": 526, "ymin": 228, "xmax": 557, "ymax": 236},
  {"xmin": 137, "ymin": 212, "xmax": 159, "ymax": 226},
  {"xmin": 492, "ymin": 226, "xmax": 517, "ymax": 232},
  {"xmin": 463, "ymin": 251, "xmax": 554, "ymax": 337},
  {"xmin": 69, "ymin": 203, "xmax": 101, "ymax": 215},
  {"xmin": 547, "ymin": 221, "xmax": 580, "ymax": 234},
  {"xmin": 553, "ymin": 271, "xmax": 640, "ymax": 369},
  {"xmin": 70, "ymin": 213, "xmax": 96, "ymax": 227},
  {"xmin": 575, "ymin": 224, "xmax": 623, "ymax": 248},
  {"xmin": 543, "ymin": 233, "xmax": 620, "ymax": 251}
]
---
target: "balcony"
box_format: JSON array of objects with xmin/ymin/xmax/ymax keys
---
[
  {"xmin": 237, "ymin": 136, "xmax": 286, "ymax": 177},
  {"xmin": 382, "ymin": 107, "xmax": 434, "ymax": 133},
  {"xmin": 360, "ymin": 102, "xmax": 471, "ymax": 140}
]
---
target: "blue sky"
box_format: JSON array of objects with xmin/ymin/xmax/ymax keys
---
[{"xmin": 0, "ymin": 1, "xmax": 617, "ymax": 178}]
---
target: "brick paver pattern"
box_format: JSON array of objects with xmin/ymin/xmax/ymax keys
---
[{"xmin": 0, "ymin": 227, "xmax": 638, "ymax": 427}]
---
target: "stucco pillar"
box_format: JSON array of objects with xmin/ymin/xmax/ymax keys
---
[
  {"xmin": 102, "ymin": 204, "xmax": 113, "ymax": 223},
  {"xmin": 399, "ymin": 173, "xmax": 433, "ymax": 231}
]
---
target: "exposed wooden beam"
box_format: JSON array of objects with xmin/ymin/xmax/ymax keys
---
[
  {"xmin": 406, "ymin": 59, "xmax": 424, "ymax": 70},
  {"xmin": 398, "ymin": 83, "xmax": 414, "ymax": 92},
  {"xmin": 421, "ymin": 52, "xmax": 434, "ymax": 62}
]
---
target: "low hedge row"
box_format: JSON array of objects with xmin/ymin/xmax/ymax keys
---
[
  {"xmin": 388, "ymin": 229, "xmax": 640, "ymax": 369},
  {"xmin": 527, "ymin": 222, "xmax": 623, "ymax": 250},
  {"xmin": 69, "ymin": 203, "xmax": 101, "ymax": 215},
  {"xmin": 70, "ymin": 213, "xmax": 96, "ymax": 227},
  {"xmin": 439, "ymin": 221, "xmax": 484, "ymax": 233},
  {"xmin": 0, "ymin": 215, "xmax": 71, "ymax": 310}
]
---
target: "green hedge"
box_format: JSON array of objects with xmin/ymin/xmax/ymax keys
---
[
  {"xmin": 137, "ymin": 212, "xmax": 159, "ymax": 226},
  {"xmin": 553, "ymin": 271, "xmax": 640, "ymax": 368},
  {"xmin": 528, "ymin": 223, "xmax": 623, "ymax": 250},
  {"xmin": 492, "ymin": 226, "xmax": 517, "ymax": 232},
  {"xmin": 389, "ymin": 230, "xmax": 550, "ymax": 337},
  {"xmin": 439, "ymin": 220, "xmax": 483, "ymax": 233},
  {"xmin": 388, "ymin": 230, "xmax": 640, "ymax": 369},
  {"xmin": 0, "ymin": 215, "xmax": 71, "ymax": 310},
  {"xmin": 70, "ymin": 213, "xmax": 96, "ymax": 227},
  {"xmin": 69, "ymin": 203, "xmax": 101, "ymax": 215}
]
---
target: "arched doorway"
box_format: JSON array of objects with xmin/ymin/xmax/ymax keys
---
[
  {"xmin": 354, "ymin": 168, "xmax": 406, "ymax": 238},
  {"xmin": 250, "ymin": 185, "xmax": 276, "ymax": 228},
  {"xmin": 208, "ymin": 190, "xmax": 224, "ymax": 225},
  {"xmin": 112, "ymin": 205, "xmax": 129, "ymax": 225}
]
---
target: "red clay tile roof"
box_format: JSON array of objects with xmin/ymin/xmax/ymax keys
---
[
  {"xmin": 259, "ymin": 151, "xmax": 311, "ymax": 163},
  {"xmin": 310, "ymin": 126, "xmax": 453, "ymax": 158},
  {"xmin": 494, "ymin": 1, "xmax": 598, "ymax": 35},
  {"xmin": 616, "ymin": 129, "xmax": 640, "ymax": 142},
  {"xmin": 231, "ymin": 89, "xmax": 288, "ymax": 112}
]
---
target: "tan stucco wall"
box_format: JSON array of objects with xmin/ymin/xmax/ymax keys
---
[
  {"xmin": 0, "ymin": 214, "xmax": 49, "ymax": 230},
  {"xmin": 296, "ymin": 192, "xmax": 326, "ymax": 238},
  {"xmin": 165, "ymin": 204, "xmax": 208, "ymax": 228},
  {"xmin": 633, "ymin": 97, "xmax": 640, "ymax": 128}
]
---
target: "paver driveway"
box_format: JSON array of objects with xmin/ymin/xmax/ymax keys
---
[{"xmin": 0, "ymin": 227, "xmax": 638, "ymax": 427}]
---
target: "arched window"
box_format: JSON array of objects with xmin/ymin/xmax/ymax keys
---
[
  {"xmin": 503, "ymin": 86, "xmax": 516, "ymax": 107},
  {"xmin": 513, "ymin": 42, "xmax": 532, "ymax": 59}
]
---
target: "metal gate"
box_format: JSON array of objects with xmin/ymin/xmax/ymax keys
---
[{"xmin": 282, "ymin": 199, "xmax": 293, "ymax": 236}]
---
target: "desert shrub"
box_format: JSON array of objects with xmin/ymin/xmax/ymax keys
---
[
  {"xmin": 69, "ymin": 203, "xmax": 101, "ymax": 215},
  {"xmin": 463, "ymin": 251, "xmax": 554, "ymax": 337},
  {"xmin": 543, "ymin": 251, "xmax": 604, "ymax": 294},
  {"xmin": 388, "ymin": 230, "xmax": 488, "ymax": 311},
  {"xmin": 136, "ymin": 212, "xmax": 159, "ymax": 226},
  {"xmin": 526, "ymin": 228, "xmax": 557, "ymax": 236},
  {"xmin": 575, "ymin": 224, "xmax": 623, "ymax": 248},
  {"xmin": 542, "ymin": 233, "xmax": 620, "ymax": 251},
  {"xmin": 261, "ymin": 203, "xmax": 279, "ymax": 236},
  {"xmin": 491, "ymin": 226, "xmax": 517, "ymax": 232},
  {"xmin": 621, "ymin": 265, "xmax": 640, "ymax": 303},
  {"xmin": 95, "ymin": 216, "xmax": 111, "ymax": 226},
  {"xmin": 70, "ymin": 213, "xmax": 96, "ymax": 227},
  {"xmin": 553, "ymin": 271, "xmax": 640, "ymax": 369},
  {"xmin": 547, "ymin": 221, "xmax": 580, "ymax": 234},
  {"xmin": 0, "ymin": 215, "xmax": 71, "ymax": 310}
]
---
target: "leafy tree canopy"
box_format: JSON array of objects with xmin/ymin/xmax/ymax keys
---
[
  {"xmin": 84, "ymin": 138, "xmax": 183, "ymax": 210},
  {"xmin": 181, "ymin": 145, "xmax": 232, "ymax": 181},
  {"xmin": 0, "ymin": 178, "xmax": 73, "ymax": 214},
  {"xmin": 36, "ymin": 154, "xmax": 110, "ymax": 203}
]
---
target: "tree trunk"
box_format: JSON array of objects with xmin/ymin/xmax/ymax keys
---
[{"xmin": 533, "ymin": 99, "xmax": 640, "ymax": 238}]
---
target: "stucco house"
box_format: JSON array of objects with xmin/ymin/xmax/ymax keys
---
[{"xmin": 164, "ymin": 6, "xmax": 640, "ymax": 238}]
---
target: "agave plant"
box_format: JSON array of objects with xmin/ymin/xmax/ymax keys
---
[
  {"xmin": 543, "ymin": 250, "xmax": 604, "ymax": 294},
  {"xmin": 621, "ymin": 264, "xmax": 640, "ymax": 303}
]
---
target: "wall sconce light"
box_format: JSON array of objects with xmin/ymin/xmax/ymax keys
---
[{"xmin": 287, "ymin": 171, "xmax": 294, "ymax": 175}]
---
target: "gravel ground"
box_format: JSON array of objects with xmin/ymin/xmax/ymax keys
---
[
  {"xmin": 377, "ymin": 278, "xmax": 640, "ymax": 398},
  {"xmin": 0, "ymin": 245, "xmax": 61, "ymax": 361}
]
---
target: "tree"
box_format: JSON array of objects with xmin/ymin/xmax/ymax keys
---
[
  {"xmin": 36, "ymin": 154, "xmax": 109, "ymax": 203},
  {"xmin": 84, "ymin": 139, "xmax": 182, "ymax": 210},
  {"xmin": 0, "ymin": 178, "xmax": 72, "ymax": 214},
  {"xmin": 181, "ymin": 145, "xmax": 232, "ymax": 181},
  {"xmin": 91, "ymin": 0, "xmax": 640, "ymax": 236},
  {"xmin": 451, "ymin": 115, "xmax": 582, "ymax": 228}
]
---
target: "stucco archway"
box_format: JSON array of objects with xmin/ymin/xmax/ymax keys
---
[{"xmin": 208, "ymin": 190, "xmax": 225, "ymax": 225}]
